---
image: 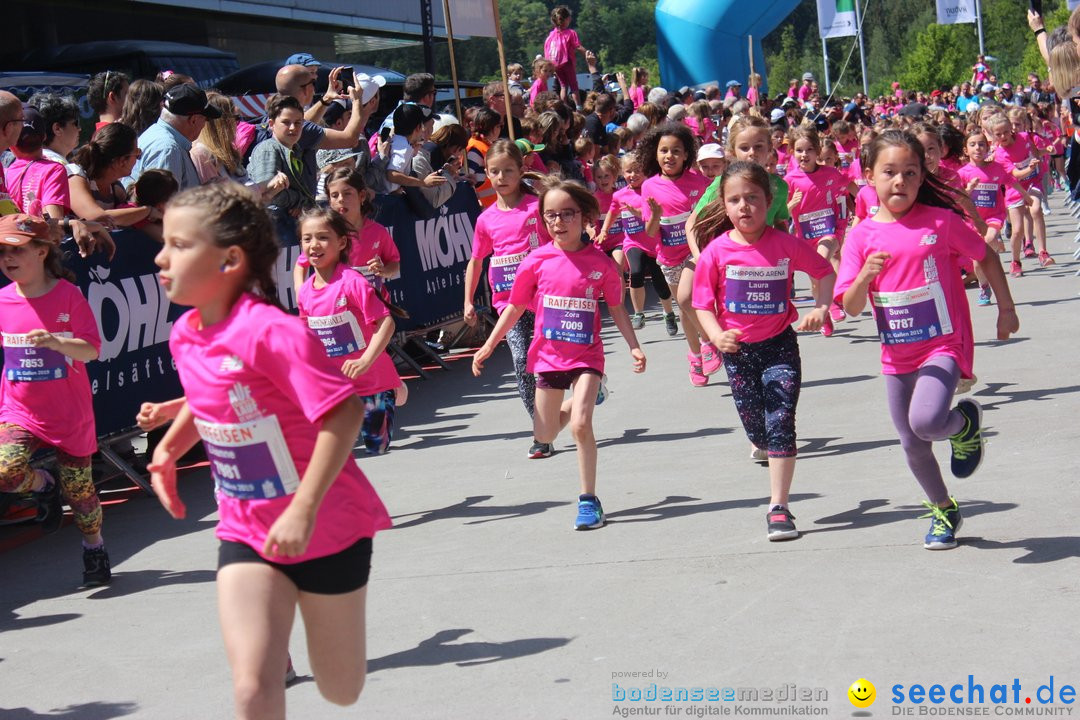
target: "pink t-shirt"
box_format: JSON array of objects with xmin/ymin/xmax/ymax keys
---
[
  {"xmin": 854, "ymin": 184, "xmax": 880, "ymax": 221},
  {"xmin": 785, "ymin": 164, "xmax": 851, "ymax": 245},
  {"xmin": 629, "ymin": 85, "xmax": 646, "ymax": 109},
  {"xmin": 798, "ymin": 85, "xmax": 812, "ymax": 103},
  {"xmin": 775, "ymin": 147, "xmax": 791, "ymax": 178},
  {"xmin": 641, "ymin": 170, "xmax": 710, "ymax": 267},
  {"xmin": 594, "ymin": 189, "xmax": 621, "ymax": 252},
  {"xmin": 957, "ymin": 160, "xmax": 1010, "ymax": 224},
  {"xmin": 529, "ymin": 78, "xmax": 547, "ymax": 107},
  {"xmin": 297, "ymin": 265, "xmax": 399, "ymax": 396},
  {"xmin": 939, "ymin": 156, "xmax": 963, "ymax": 175},
  {"xmin": 470, "ymin": 194, "xmax": 549, "ymax": 313},
  {"xmin": 611, "ymin": 185, "xmax": 655, "ymax": 256},
  {"xmin": 0, "ymin": 280, "xmax": 100, "ymax": 457},
  {"xmin": 835, "ymin": 204, "xmax": 986, "ymax": 378},
  {"xmin": 544, "ymin": 27, "xmax": 580, "ymax": 67},
  {"xmin": 170, "ymin": 293, "xmax": 392, "ymax": 563},
  {"xmin": 5, "ymin": 158, "xmax": 70, "ymax": 215},
  {"xmin": 746, "ymin": 87, "xmax": 759, "ymax": 106},
  {"xmin": 994, "ymin": 132, "xmax": 1039, "ymax": 202},
  {"xmin": 835, "ymin": 139, "xmax": 859, "ymax": 173},
  {"xmin": 509, "ymin": 241, "xmax": 624, "ymax": 374},
  {"xmin": 692, "ymin": 227, "xmax": 834, "ymax": 344}
]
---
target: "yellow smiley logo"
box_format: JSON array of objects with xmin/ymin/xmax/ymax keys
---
[{"xmin": 848, "ymin": 678, "xmax": 876, "ymax": 708}]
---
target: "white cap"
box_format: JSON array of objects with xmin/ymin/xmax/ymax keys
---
[
  {"xmin": 770, "ymin": 108, "xmax": 786, "ymax": 123},
  {"xmin": 354, "ymin": 73, "xmax": 386, "ymax": 105},
  {"xmin": 698, "ymin": 143, "xmax": 725, "ymax": 162}
]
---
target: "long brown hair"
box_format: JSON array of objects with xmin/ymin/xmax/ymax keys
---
[
  {"xmin": 166, "ymin": 183, "xmax": 283, "ymax": 308},
  {"xmin": 863, "ymin": 130, "xmax": 964, "ymax": 217},
  {"xmin": 693, "ymin": 161, "xmax": 774, "ymax": 249}
]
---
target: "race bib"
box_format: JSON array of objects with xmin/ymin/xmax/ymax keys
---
[
  {"xmin": 307, "ymin": 311, "xmax": 366, "ymax": 358},
  {"xmin": 972, "ymin": 182, "xmax": 998, "ymax": 209},
  {"xmin": 620, "ymin": 209, "xmax": 645, "ymax": 236},
  {"xmin": 490, "ymin": 252, "xmax": 528, "ymax": 293},
  {"xmin": 2, "ymin": 332, "xmax": 71, "ymax": 382},
  {"xmin": 798, "ymin": 208, "xmax": 837, "ymax": 240},
  {"xmin": 776, "ymin": 163, "xmax": 788, "ymax": 177},
  {"xmin": 195, "ymin": 415, "xmax": 301, "ymax": 500},
  {"xmin": 659, "ymin": 211, "xmax": 690, "ymax": 247},
  {"xmin": 541, "ymin": 294, "xmax": 598, "ymax": 345},
  {"xmin": 607, "ymin": 217, "xmax": 624, "ymax": 236},
  {"xmin": 353, "ymin": 266, "xmax": 384, "ymax": 294},
  {"xmin": 871, "ymin": 284, "xmax": 953, "ymax": 345},
  {"xmin": 723, "ymin": 261, "xmax": 790, "ymax": 315}
]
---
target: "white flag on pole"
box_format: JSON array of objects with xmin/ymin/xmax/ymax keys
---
[
  {"xmin": 936, "ymin": 0, "xmax": 977, "ymax": 25},
  {"xmin": 450, "ymin": 0, "xmax": 498, "ymax": 38},
  {"xmin": 818, "ymin": 0, "xmax": 858, "ymax": 39}
]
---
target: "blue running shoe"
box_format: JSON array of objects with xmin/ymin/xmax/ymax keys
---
[
  {"xmin": 949, "ymin": 399, "xmax": 984, "ymax": 479},
  {"xmin": 574, "ymin": 494, "xmax": 605, "ymax": 530},
  {"xmin": 921, "ymin": 498, "xmax": 962, "ymax": 550}
]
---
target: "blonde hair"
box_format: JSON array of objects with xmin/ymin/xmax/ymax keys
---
[
  {"xmin": 1050, "ymin": 40, "xmax": 1080, "ymax": 94},
  {"xmin": 197, "ymin": 92, "xmax": 241, "ymax": 176},
  {"xmin": 725, "ymin": 115, "xmax": 771, "ymax": 157}
]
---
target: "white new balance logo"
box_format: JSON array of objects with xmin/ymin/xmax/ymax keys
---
[
  {"xmin": 219, "ymin": 355, "xmax": 244, "ymax": 372},
  {"xmin": 56, "ymin": 313, "xmax": 70, "ymax": 323}
]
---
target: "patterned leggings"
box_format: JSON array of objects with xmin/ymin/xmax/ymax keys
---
[
  {"xmin": 721, "ymin": 328, "xmax": 802, "ymax": 458},
  {"xmin": 504, "ymin": 309, "xmax": 536, "ymax": 418},
  {"xmin": 0, "ymin": 423, "xmax": 101, "ymax": 535},
  {"xmin": 360, "ymin": 390, "xmax": 397, "ymax": 455}
]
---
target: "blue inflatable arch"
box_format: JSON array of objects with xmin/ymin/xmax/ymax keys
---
[{"xmin": 655, "ymin": 0, "xmax": 802, "ymax": 95}]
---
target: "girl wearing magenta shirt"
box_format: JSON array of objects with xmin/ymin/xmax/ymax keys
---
[
  {"xmin": 958, "ymin": 129, "xmax": 1031, "ymax": 306},
  {"xmin": 639, "ymin": 123, "xmax": 716, "ymax": 387},
  {"xmin": 593, "ymin": 154, "xmax": 626, "ymax": 267},
  {"xmin": 292, "ymin": 169, "xmax": 400, "ymax": 297},
  {"xmin": 473, "ymin": 179, "xmax": 645, "ymax": 530},
  {"xmin": 836, "ymin": 130, "xmax": 1018, "ymax": 551},
  {"xmin": 784, "ymin": 126, "xmax": 857, "ymax": 334},
  {"xmin": 463, "ymin": 141, "xmax": 551, "ymax": 450},
  {"xmin": 600, "ymin": 151, "xmax": 674, "ymax": 331},
  {"xmin": 692, "ymin": 163, "xmax": 835, "ymax": 541},
  {"xmin": 987, "ymin": 113, "xmax": 1050, "ymax": 275},
  {"xmin": 544, "ymin": 5, "xmax": 588, "ymax": 106},
  {"xmin": 0, "ymin": 213, "xmax": 108, "ymax": 586},
  {"xmin": 297, "ymin": 208, "xmax": 404, "ymax": 455},
  {"xmin": 151, "ymin": 184, "xmax": 391, "ymax": 717}
]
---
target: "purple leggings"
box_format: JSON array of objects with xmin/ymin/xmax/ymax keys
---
[{"xmin": 884, "ymin": 356, "xmax": 966, "ymax": 504}]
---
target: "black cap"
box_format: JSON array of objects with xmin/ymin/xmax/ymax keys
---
[
  {"xmin": 323, "ymin": 99, "xmax": 350, "ymax": 126},
  {"xmin": 163, "ymin": 84, "xmax": 222, "ymax": 119},
  {"xmin": 20, "ymin": 104, "xmax": 46, "ymax": 140},
  {"xmin": 392, "ymin": 102, "xmax": 437, "ymax": 137}
]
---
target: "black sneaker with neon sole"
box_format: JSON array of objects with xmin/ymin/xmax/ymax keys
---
[{"xmin": 949, "ymin": 399, "xmax": 984, "ymax": 479}]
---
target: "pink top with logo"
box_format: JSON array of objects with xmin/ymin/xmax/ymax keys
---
[
  {"xmin": 785, "ymin": 164, "xmax": 851, "ymax": 245},
  {"xmin": 508, "ymin": 241, "xmax": 624, "ymax": 374},
  {"xmin": 692, "ymin": 227, "xmax": 834, "ymax": 344},
  {"xmin": 994, "ymin": 132, "xmax": 1039, "ymax": 202},
  {"xmin": 611, "ymin": 185, "xmax": 656, "ymax": 256},
  {"xmin": 957, "ymin": 161, "xmax": 1010, "ymax": 224},
  {"xmin": 6, "ymin": 158, "xmax": 70, "ymax": 215},
  {"xmin": 170, "ymin": 293, "xmax": 392, "ymax": 563},
  {"xmin": 297, "ymin": 264, "xmax": 398, "ymax": 396},
  {"xmin": 471, "ymin": 193, "xmax": 550, "ymax": 313},
  {"xmin": 594, "ymin": 189, "xmax": 621, "ymax": 252},
  {"xmin": 0, "ymin": 280, "xmax": 100, "ymax": 456},
  {"xmin": 544, "ymin": 27, "xmax": 580, "ymax": 67},
  {"xmin": 641, "ymin": 170, "xmax": 710, "ymax": 267},
  {"xmin": 854, "ymin": 184, "xmax": 880, "ymax": 221},
  {"xmin": 835, "ymin": 204, "xmax": 986, "ymax": 378}
]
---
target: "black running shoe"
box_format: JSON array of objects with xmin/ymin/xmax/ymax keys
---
[
  {"xmin": 949, "ymin": 399, "xmax": 984, "ymax": 479},
  {"xmin": 528, "ymin": 441, "xmax": 553, "ymax": 459},
  {"xmin": 766, "ymin": 506, "xmax": 799, "ymax": 541},
  {"xmin": 33, "ymin": 470, "xmax": 63, "ymax": 535},
  {"xmin": 82, "ymin": 545, "xmax": 112, "ymax": 587}
]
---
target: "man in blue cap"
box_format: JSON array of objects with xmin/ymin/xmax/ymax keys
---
[
  {"xmin": 724, "ymin": 80, "xmax": 742, "ymax": 101},
  {"xmin": 285, "ymin": 52, "xmax": 321, "ymax": 81}
]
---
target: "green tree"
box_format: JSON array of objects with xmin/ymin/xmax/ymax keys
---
[{"xmin": 897, "ymin": 22, "xmax": 978, "ymax": 91}]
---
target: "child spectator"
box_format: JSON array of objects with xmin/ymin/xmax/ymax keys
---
[{"xmin": 544, "ymin": 5, "xmax": 589, "ymax": 107}]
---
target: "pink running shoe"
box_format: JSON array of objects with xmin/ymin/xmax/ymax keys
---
[
  {"xmin": 1038, "ymin": 251, "xmax": 1056, "ymax": 267},
  {"xmin": 688, "ymin": 353, "xmax": 708, "ymax": 387},
  {"xmin": 700, "ymin": 342, "xmax": 722, "ymax": 376},
  {"xmin": 820, "ymin": 314, "xmax": 834, "ymax": 337},
  {"xmin": 1009, "ymin": 260, "xmax": 1023, "ymax": 278},
  {"xmin": 828, "ymin": 303, "xmax": 845, "ymax": 324}
]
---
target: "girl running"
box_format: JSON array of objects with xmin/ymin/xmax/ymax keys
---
[
  {"xmin": 601, "ymin": 152, "xmax": 675, "ymax": 331},
  {"xmin": 472, "ymin": 178, "xmax": 646, "ymax": 530},
  {"xmin": 463, "ymin": 140, "xmax": 550, "ymax": 455},
  {"xmin": 692, "ymin": 162, "xmax": 835, "ymax": 540},
  {"xmin": 0, "ymin": 213, "xmax": 109, "ymax": 586},
  {"xmin": 151, "ymin": 183, "xmax": 391, "ymax": 718},
  {"xmin": 784, "ymin": 126, "xmax": 857, "ymax": 333},
  {"xmin": 986, "ymin": 113, "xmax": 1051, "ymax": 275},
  {"xmin": 957, "ymin": 129, "xmax": 1031, "ymax": 306},
  {"xmin": 836, "ymin": 130, "xmax": 1019, "ymax": 550},
  {"xmin": 639, "ymin": 123, "xmax": 715, "ymax": 386},
  {"xmin": 292, "ymin": 169, "xmax": 400, "ymax": 298},
  {"xmin": 593, "ymin": 154, "xmax": 626, "ymax": 268},
  {"xmin": 296, "ymin": 208, "xmax": 403, "ymax": 455},
  {"xmin": 600, "ymin": 153, "xmax": 673, "ymax": 334}
]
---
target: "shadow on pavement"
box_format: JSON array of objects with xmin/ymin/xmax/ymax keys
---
[
  {"xmin": 807, "ymin": 498, "xmax": 1017, "ymax": 534},
  {"xmin": 798, "ymin": 436, "xmax": 900, "ymax": 458},
  {"xmin": 974, "ymin": 381, "xmax": 1080, "ymax": 411},
  {"xmin": 596, "ymin": 426, "xmax": 734, "ymax": 449},
  {"xmin": 391, "ymin": 495, "xmax": 571, "ymax": 529},
  {"xmin": 367, "ymin": 628, "xmax": 572, "ymax": 672},
  {"xmin": 606, "ymin": 493, "xmax": 821, "ymax": 523},
  {"xmin": 801, "ymin": 374, "xmax": 877, "ymax": 389},
  {"xmin": 0, "ymin": 702, "xmax": 138, "ymax": 719},
  {"xmin": 962, "ymin": 536, "xmax": 1080, "ymax": 563}
]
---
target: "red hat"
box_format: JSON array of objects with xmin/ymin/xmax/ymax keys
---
[
  {"xmin": 892, "ymin": 81, "xmax": 900, "ymax": 89},
  {"xmin": 931, "ymin": 89, "xmax": 942, "ymax": 97}
]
